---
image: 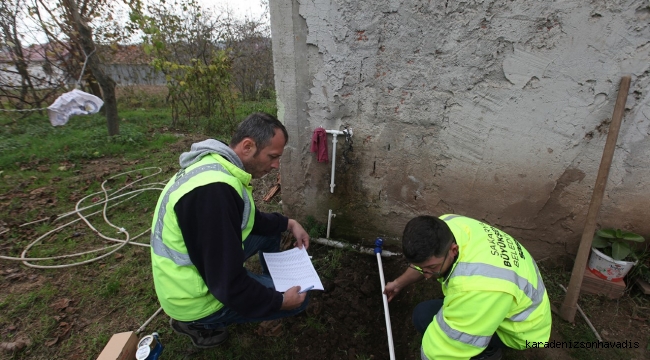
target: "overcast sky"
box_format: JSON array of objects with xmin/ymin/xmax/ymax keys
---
[
  {"xmin": 203, "ymin": 0, "xmax": 267, "ymax": 19},
  {"xmin": 17, "ymin": 0, "xmax": 268, "ymax": 45}
]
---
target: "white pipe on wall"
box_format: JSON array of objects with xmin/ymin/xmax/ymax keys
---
[
  {"xmin": 376, "ymin": 248, "xmax": 396, "ymax": 360},
  {"xmin": 313, "ymin": 238, "xmax": 401, "ymax": 258},
  {"xmin": 325, "ymin": 130, "xmax": 345, "ymax": 193},
  {"xmin": 326, "ymin": 209, "xmax": 336, "ymax": 239}
]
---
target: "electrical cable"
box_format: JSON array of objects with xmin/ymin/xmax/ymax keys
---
[
  {"xmin": 0, "ymin": 167, "xmax": 164, "ymax": 269},
  {"xmin": 0, "ymin": 166, "xmax": 171, "ymax": 333}
]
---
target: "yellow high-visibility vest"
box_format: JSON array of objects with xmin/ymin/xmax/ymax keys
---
[
  {"xmin": 421, "ymin": 215, "xmax": 552, "ymax": 359},
  {"xmin": 150, "ymin": 153, "xmax": 255, "ymax": 322}
]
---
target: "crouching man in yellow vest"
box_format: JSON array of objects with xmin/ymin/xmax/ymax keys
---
[
  {"xmin": 384, "ymin": 215, "xmax": 551, "ymax": 360},
  {"xmin": 150, "ymin": 113, "xmax": 311, "ymax": 348}
]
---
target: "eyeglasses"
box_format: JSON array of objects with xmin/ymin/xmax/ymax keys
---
[{"xmin": 409, "ymin": 245, "xmax": 452, "ymax": 278}]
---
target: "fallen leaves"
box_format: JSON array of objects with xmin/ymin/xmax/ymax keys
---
[
  {"xmin": 0, "ymin": 337, "xmax": 31, "ymax": 352},
  {"xmin": 44, "ymin": 337, "xmax": 59, "ymax": 347},
  {"xmin": 44, "ymin": 300, "xmax": 76, "ymax": 346},
  {"xmin": 29, "ymin": 187, "xmax": 48, "ymax": 197},
  {"xmin": 57, "ymin": 162, "xmax": 76, "ymax": 171},
  {"xmin": 256, "ymin": 320, "xmax": 283, "ymax": 337},
  {"xmin": 50, "ymin": 298, "xmax": 72, "ymax": 311},
  {"xmin": 2, "ymin": 268, "xmax": 25, "ymax": 282}
]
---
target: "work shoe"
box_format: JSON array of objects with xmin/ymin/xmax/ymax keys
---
[
  {"xmin": 471, "ymin": 346, "xmax": 502, "ymax": 360},
  {"xmin": 169, "ymin": 318, "xmax": 228, "ymax": 348}
]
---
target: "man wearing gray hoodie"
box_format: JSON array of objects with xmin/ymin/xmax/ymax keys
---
[{"xmin": 150, "ymin": 112, "xmax": 310, "ymax": 348}]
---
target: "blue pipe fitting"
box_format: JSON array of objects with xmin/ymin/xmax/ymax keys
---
[{"xmin": 374, "ymin": 237, "xmax": 384, "ymax": 254}]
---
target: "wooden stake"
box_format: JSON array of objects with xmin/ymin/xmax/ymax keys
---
[{"xmin": 559, "ymin": 76, "xmax": 631, "ymax": 322}]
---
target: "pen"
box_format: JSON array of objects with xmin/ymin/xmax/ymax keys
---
[{"xmin": 298, "ymin": 285, "xmax": 314, "ymax": 294}]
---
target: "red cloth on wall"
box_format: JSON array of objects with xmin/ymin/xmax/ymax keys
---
[{"xmin": 310, "ymin": 127, "xmax": 329, "ymax": 163}]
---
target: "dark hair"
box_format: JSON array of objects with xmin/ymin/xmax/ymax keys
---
[
  {"xmin": 229, "ymin": 112, "xmax": 288, "ymax": 153},
  {"xmin": 402, "ymin": 215, "xmax": 455, "ymax": 263}
]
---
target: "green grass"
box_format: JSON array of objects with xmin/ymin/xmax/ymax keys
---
[
  {"xmin": 312, "ymin": 246, "xmax": 346, "ymax": 280},
  {"xmin": 353, "ymin": 325, "xmax": 369, "ymax": 339},
  {"xmin": 304, "ymin": 316, "xmax": 327, "ymax": 333},
  {"xmin": 304, "ymin": 215, "xmax": 327, "ymax": 239},
  {"xmin": 0, "ymin": 115, "xmax": 172, "ymax": 170},
  {"xmin": 235, "ymin": 98, "xmax": 277, "ymax": 120},
  {"xmin": 0, "ymin": 94, "xmax": 284, "ymax": 359},
  {"xmin": 0, "ymin": 99, "xmax": 276, "ymax": 172},
  {"xmin": 0, "ymin": 98, "xmax": 276, "ymax": 171}
]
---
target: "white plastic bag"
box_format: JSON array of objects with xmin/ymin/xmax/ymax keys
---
[{"xmin": 47, "ymin": 89, "xmax": 104, "ymax": 126}]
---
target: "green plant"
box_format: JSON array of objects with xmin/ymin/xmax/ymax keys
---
[
  {"xmin": 304, "ymin": 215, "xmax": 326, "ymax": 239},
  {"xmin": 592, "ymin": 228, "xmax": 646, "ymax": 261},
  {"xmin": 353, "ymin": 326, "xmax": 369, "ymax": 339},
  {"xmin": 626, "ymin": 248, "xmax": 650, "ymax": 285},
  {"xmin": 304, "ymin": 316, "xmax": 327, "ymax": 332},
  {"xmin": 641, "ymin": 263, "xmax": 650, "ymax": 283},
  {"xmin": 313, "ymin": 246, "xmax": 344, "ymax": 279}
]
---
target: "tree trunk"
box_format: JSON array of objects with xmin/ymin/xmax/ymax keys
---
[
  {"xmin": 62, "ymin": 0, "xmax": 119, "ymax": 136},
  {"xmin": 1, "ymin": 0, "xmax": 39, "ymax": 110}
]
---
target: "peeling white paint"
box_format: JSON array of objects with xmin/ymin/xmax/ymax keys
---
[
  {"xmin": 503, "ymin": 47, "xmax": 553, "ymax": 89},
  {"xmin": 271, "ymin": 0, "xmax": 650, "ymax": 256}
]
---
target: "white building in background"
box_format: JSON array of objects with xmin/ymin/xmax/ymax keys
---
[
  {"xmin": 0, "ymin": 43, "xmax": 165, "ymax": 90},
  {"xmin": 97, "ymin": 45, "xmax": 165, "ymax": 86},
  {"xmin": 0, "ymin": 43, "xmax": 72, "ymax": 90}
]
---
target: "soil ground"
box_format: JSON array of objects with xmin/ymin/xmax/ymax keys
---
[
  {"xmin": 1, "ymin": 137, "xmax": 649, "ymax": 359},
  {"xmin": 250, "ymin": 166, "xmax": 650, "ymax": 360},
  {"xmin": 259, "ymin": 242, "xmax": 650, "ymax": 360}
]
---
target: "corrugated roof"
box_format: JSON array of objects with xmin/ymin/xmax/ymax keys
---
[
  {"xmin": 0, "ymin": 42, "xmax": 70, "ymax": 62},
  {"xmin": 0, "ymin": 43, "xmax": 153, "ymax": 65},
  {"xmin": 98, "ymin": 44, "xmax": 153, "ymax": 65}
]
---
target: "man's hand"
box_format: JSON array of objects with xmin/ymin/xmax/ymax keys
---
[
  {"xmin": 384, "ymin": 280, "xmax": 402, "ymax": 302},
  {"xmin": 281, "ymin": 286, "xmax": 307, "ymax": 310},
  {"xmin": 384, "ymin": 267, "xmax": 423, "ymax": 301},
  {"xmin": 287, "ymin": 219, "xmax": 309, "ymax": 249}
]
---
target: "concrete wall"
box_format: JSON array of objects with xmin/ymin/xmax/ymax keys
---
[
  {"xmin": 270, "ymin": 0, "xmax": 650, "ymax": 258},
  {"xmin": 0, "ymin": 62, "xmax": 69, "ymax": 89},
  {"xmin": 100, "ymin": 64, "xmax": 166, "ymax": 86},
  {"xmin": 1, "ymin": 63, "xmax": 164, "ymax": 88}
]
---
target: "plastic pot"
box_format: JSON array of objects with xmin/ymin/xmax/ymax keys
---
[{"xmin": 587, "ymin": 247, "xmax": 636, "ymax": 282}]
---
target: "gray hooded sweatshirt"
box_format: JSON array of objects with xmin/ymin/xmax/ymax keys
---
[
  {"xmin": 179, "ymin": 139, "xmax": 244, "ymax": 170},
  {"xmin": 170, "ymin": 138, "xmax": 287, "ymax": 319}
]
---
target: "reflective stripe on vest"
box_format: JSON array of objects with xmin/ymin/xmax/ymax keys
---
[
  {"xmin": 442, "ymin": 214, "xmax": 546, "ymax": 322},
  {"xmin": 448, "ymin": 262, "xmax": 545, "ymax": 322},
  {"xmin": 150, "ymin": 163, "xmax": 251, "ymax": 266},
  {"xmin": 509, "ymin": 261, "xmax": 546, "ymax": 321},
  {"xmin": 435, "ymin": 261, "xmax": 546, "ymax": 347},
  {"xmin": 441, "ymin": 214, "xmax": 463, "ymax": 221},
  {"xmin": 420, "ymin": 346, "xmax": 430, "ymax": 360},
  {"xmin": 435, "ymin": 308, "xmax": 492, "ymax": 348}
]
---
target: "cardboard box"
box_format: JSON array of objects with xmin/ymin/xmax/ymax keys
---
[
  {"xmin": 97, "ymin": 331, "xmax": 138, "ymax": 360},
  {"xmin": 580, "ymin": 266, "xmax": 626, "ymax": 299}
]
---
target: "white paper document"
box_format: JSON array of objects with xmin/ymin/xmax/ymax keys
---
[{"xmin": 262, "ymin": 247, "xmax": 324, "ymax": 292}]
